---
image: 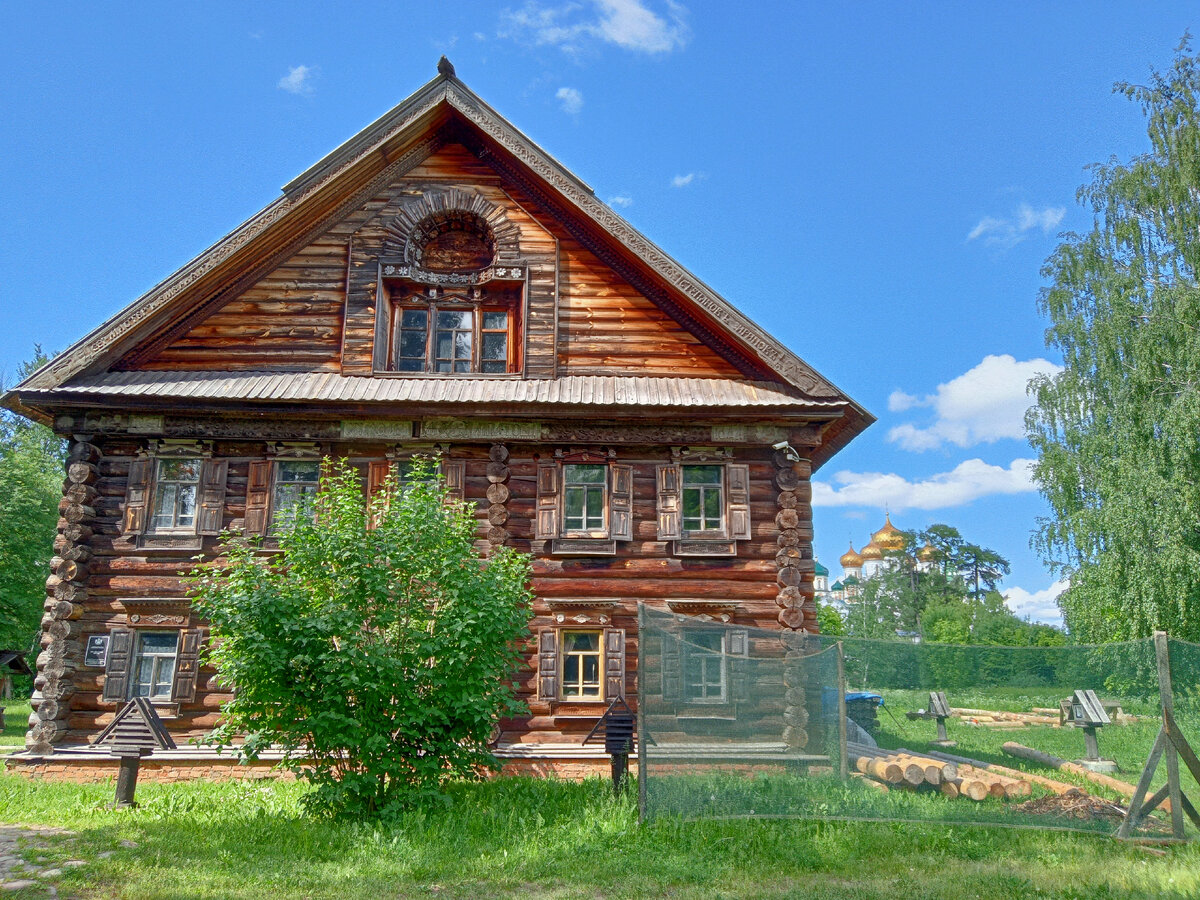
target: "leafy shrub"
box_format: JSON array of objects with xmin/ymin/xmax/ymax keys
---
[{"xmin": 192, "ymin": 458, "xmax": 532, "ymax": 817}]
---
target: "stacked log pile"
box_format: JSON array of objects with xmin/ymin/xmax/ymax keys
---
[{"xmin": 848, "ymin": 741, "xmax": 1036, "ymax": 801}]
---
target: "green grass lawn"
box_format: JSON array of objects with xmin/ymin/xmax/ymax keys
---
[
  {"xmin": 0, "ymin": 699, "xmax": 31, "ymax": 752},
  {"xmin": 1, "ymin": 772, "xmax": 1199, "ymax": 899}
]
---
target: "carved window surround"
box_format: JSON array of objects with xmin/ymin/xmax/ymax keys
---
[{"xmin": 545, "ymin": 597, "xmax": 621, "ymax": 625}]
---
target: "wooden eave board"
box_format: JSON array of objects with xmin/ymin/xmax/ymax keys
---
[{"xmin": 4, "ymin": 69, "xmax": 872, "ymax": 463}]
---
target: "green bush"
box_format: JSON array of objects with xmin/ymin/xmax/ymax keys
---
[{"xmin": 191, "ymin": 458, "xmax": 532, "ymax": 817}]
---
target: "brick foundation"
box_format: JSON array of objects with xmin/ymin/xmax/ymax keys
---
[{"xmin": 4, "ymin": 755, "xmax": 294, "ymax": 784}]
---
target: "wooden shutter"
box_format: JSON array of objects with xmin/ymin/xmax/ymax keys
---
[
  {"xmin": 122, "ymin": 459, "xmax": 153, "ymax": 535},
  {"xmin": 661, "ymin": 629, "xmax": 681, "ymax": 701},
  {"xmin": 655, "ymin": 464, "xmax": 682, "ymax": 540},
  {"xmin": 171, "ymin": 628, "xmax": 203, "ymax": 703},
  {"xmin": 730, "ymin": 629, "xmax": 750, "ymax": 702},
  {"xmin": 610, "ymin": 464, "xmax": 633, "ymax": 541},
  {"xmin": 244, "ymin": 460, "xmax": 273, "ymax": 535},
  {"xmin": 535, "ymin": 461, "xmax": 559, "ymax": 539},
  {"xmin": 604, "ymin": 628, "xmax": 626, "ymax": 700},
  {"xmin": 367, "ymin": 460, "xmax": 392, "ymax": 529},
  {"xmin": 726, "ymin": 463, "xmax": 752, "ymax": 541},
  {"xmin": 102, "ymin": 628, "xmax": 134, "ymax": 701},
  {"xmin": 538, "ymin": 629, "xmax": 559, "ymax": 700},
  {"xmin": 442, "ymin": 460, "xmax": 466, "ymax": 502},
  {"xmin": 196, "ymin": 459, "xmax": 229, "ymax": 535}
]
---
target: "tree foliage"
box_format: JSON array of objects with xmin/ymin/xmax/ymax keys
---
[
  {"xmin": 842, "ymin": 525, "xmax": 1060, "ymax": 647},
  {"xmin": 1028, "ymin": 40, "xmax": 1200, "ymax": 641},
  {"xmin": 0, "ymin": 350, "xmax": 65, "ymax": 657},
  {"xmin": 191, "ymin": 458, "xmax": 533, "ymax": 817}
]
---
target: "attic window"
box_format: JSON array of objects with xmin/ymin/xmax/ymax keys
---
[{"xmin": 380, "ymin": 283, "xmax": 522, "ymax": 375}]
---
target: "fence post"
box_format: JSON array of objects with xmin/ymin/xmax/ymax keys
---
[
  {"xmin": 1154, "ymin": 630, "xmax": 1185, "ymax": 839},
  {"xmin": 836, "ymin": 640, "xmax": 848, "ymax": 780},
  {"xmin": 637, "ymin": 601, "xmax": 647, "ymax": 823}
]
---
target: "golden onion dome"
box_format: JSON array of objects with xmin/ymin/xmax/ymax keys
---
[
  {"xmin": 839, "ymin": 544, "xmax": 863, "ymax": 567},
  {"xmin": 860, "ymin": 542, "xmax": 884, "ymax": 560},
  {"xmin": 918, "ymin": 543, "xmax": 939, "ymax": 562},
  {"xmin": 872, "ymin": 515, "xmax": 906, "ymax": 551}
]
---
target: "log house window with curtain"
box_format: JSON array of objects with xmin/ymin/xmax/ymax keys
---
[
  {"xmin": 122, "ymin": 451, "xmax": 228, "ymax": 539},
  {"xmin": 535, "ymin": 455, "xmax": 633, "ymax": 555},
  {"xmin": 538, "ymin": 627, "xmax": 625, "ymax": 703},
  {"xmin": 656, "ymin": 459, "xmax": 751, "ymax": 556}
]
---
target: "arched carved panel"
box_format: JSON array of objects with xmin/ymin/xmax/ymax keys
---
[{"xmin": 383, "ymin": 188, "xmax": 522, "ymax": 270}]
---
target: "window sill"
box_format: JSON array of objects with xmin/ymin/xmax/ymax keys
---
[
  {"xmin": 552, "ymin": 538, "xmax": 616, "ymax": 556},
  {"xmin": 674, "ymin": 539, "xmax": 737, "ymax": 557},
  {"xmin": 135, "ymin": 534, "xmax": 204, "ymax": 553}
]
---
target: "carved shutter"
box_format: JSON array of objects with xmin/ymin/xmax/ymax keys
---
[
  {"xmin": 730, "ymin": 629, "xmax": 750, "ymax": 702},
  {"xmin": 196, "ymin": 459, "xmax": 229, "ymax": 535},
  {"xmin": 442, "ymin": 460, "xmax": 466, "ymax": 502},
  {"xmin": 604, "ymin": 628, "xmax": 626, "ymax": 699},
  {"xmin": 661, "ymin": 629, "xmax": 681, "ymax": 701},
  {"xmin": 610, "ymin": 464, "xmax": 634, "ymax": 542},
  {"xmin": 538, "ymin": 629, "xmax": 559, "ymax": 701},
  {"xmin": 535, "ymin": 461, "xmax": 559, "ymax": 539},
  {"xmin": 655, "ymin": 464, "xmax": 682, "ymax": 540},
  {"xmin": 171, "ymin": 628, "xmax": 203, "ymax": 703},
  {"xmin": 123, "ymin": 459, "xmax": 153, "ymax": 535},
  {"xmin": 726, "ymin": 463, "xmax": 752, "ymax": 541},
  {"xmin": 367, "ymin": 460, "xmax": 392, "ymax": 529},
  {"xmin": 244, "ymin": 460, "xmax": 273, "ymax": 535},
  {"xmin": 102, "ymin": 628, "xmax": 134, "ymax": 701}
]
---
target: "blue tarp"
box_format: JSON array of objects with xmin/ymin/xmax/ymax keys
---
[{"xmin": 845, "ymin": 691, "xmax": 884, "ymax": 707}]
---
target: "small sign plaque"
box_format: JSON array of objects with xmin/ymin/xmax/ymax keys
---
[{"xmin": 84, "ymin": 634, "xmax": 111, "ymax": 668}]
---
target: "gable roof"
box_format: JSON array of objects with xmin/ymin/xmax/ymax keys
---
[{"xmin": 4, "ymin": 62, "xmax": 872, "ymax": 464}]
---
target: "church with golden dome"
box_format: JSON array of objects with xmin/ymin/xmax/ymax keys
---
[{"xmin": 820, "ymin": 515, "xmax": 937, "ymax": 609}]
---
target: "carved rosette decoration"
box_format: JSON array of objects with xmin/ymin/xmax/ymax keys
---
[
  {"xmin": 485, "ymin": 444, "xmax": 510, "ymax": 552},
  {"xmin": 30, "ymin": 439, "xmax": 100, "ymax": 753},
  {"xmin": 382, "ymin": 188, "xmax": 522, "ymax": 276}
]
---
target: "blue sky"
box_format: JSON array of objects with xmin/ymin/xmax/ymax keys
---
[{"xmin": 2, "ymin": 2, "xmax": 1195, "ymax": 626}]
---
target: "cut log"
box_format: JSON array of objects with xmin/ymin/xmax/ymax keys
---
[
  {"xmin": 1001, "ymin": 742, "xmax": 1157, "ymax": 807},
  {"xmin": 921, "ymin": 748, "xmax": 1081, "ymax": 796}
]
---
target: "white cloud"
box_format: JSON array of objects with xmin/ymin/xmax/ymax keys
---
[
  {"xmin": 501, "ymin": 0, "xmax": 689, "ymax": 55},
  {"xmin": 671, "ymin": 172, "xmax": 695, "ymax": 187},
  {"xmin": 278, "ymin": 65, "xmax": 316, "ymax": 95},
  {"xmin": 887, "ymin": 354, "xmax": 1062, "ymax": 452},
  {"xmin": 608, "ymin": 195, "xmax": 633, "ymax": 207},
  {"xmin": 556, "ymin": 86, "xmax": 584, "ymax": 114},
  {"xmin": 887, "ymin": 390, "xmax": 921, "ymax": 413},
  {"xmin": 812, "ymin": 458, "xmax": 1038, "ymax": 512},
  {"xmin": 968, "ymin": 202, "xmax": 1065, "ymax": 248},
  {"xmin": 1004, "ymin": 579, "xmax": 1068, "ymax": 627}
]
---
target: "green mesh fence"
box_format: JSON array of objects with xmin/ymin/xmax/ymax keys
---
[{"xmin": 638, "ymin": 606, "xmax": 1200, "ymax": 838}]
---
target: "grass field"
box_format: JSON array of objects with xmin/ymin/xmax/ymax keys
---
[
  {"xmin": 1, "ymin": 699, "xmax": 31, "ymax": 752},
  {"xmin": 1, "ymin": 772, "xmax": 1200, "ymax": 899}
]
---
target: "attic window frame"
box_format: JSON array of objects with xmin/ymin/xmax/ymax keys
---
[{"xmin": 373, "ymin": 265, "xmax": 528, "ymax": 377}]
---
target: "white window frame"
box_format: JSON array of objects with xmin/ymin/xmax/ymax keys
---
[
  {"xmin": 148, "ymin": 457, "xmax": 204, "ymax": 534},
  {"xmin": 130, "ymin": 630, "xmax": 179, "ymax": 701}
]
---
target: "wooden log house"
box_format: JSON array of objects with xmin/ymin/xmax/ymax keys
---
[{"xmin": 2, "ymin": 60, "xmax": 871, "ymax": 777}]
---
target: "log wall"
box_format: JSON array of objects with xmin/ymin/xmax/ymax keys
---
[
  {"xmin": 30, "ymin": 430, "xmax": 818, "ymax": 755},
  {"xmin": 142, "ymin": 142, "xmax": 744, "ymax": 380}
]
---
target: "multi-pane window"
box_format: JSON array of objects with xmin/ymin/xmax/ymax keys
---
[
  {"xmin": 684, "ymin": 630, "xmax": 727, "ymax": 702},
  {"xmin": 560, "ymin": 630, "xmax": 602, "ymax": 699},
  {"xmin": 131, "ymin": 631, "xmax": 178, "ymax": 700},
  {"xmin": 389, "ymin": 301, "xmax": 513, "ymax": 374},
  {"xmin": 682, "ymin": 465, "xmax": 725, "ymax": 534},
  {"xmin": 272, "ymin": 460, "xmax": 320, "ymax": 525},
  {"xmin": 563, "ymin": 465, "xmax": 607, "ymax": 534},
  {"xmin": 149, "ymin": 458, "xmax": 202, "ymax": 532}
]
